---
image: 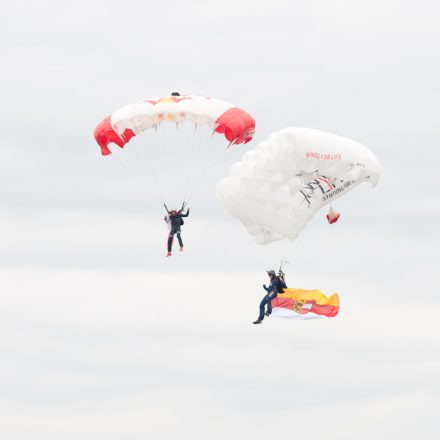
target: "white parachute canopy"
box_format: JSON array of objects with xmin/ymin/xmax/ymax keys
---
[{"xmin": 216, "ymin": 127, "xmax": 381, "ymax": 244}]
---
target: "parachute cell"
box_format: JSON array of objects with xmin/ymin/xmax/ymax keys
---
[{"xmin": 216, "ymin": 127, "xmax": 381, "ymax": 244}]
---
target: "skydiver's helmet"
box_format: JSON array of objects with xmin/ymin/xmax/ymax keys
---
[
  {"xmin": 171, "ymin": 92, "xmax": 180, "ymax": 96},
  {"xmin": 267, "ymin": 269, "xmax": 276, "ymax": 278},
  {"xmin": 170, "ymin": 210, "xmax": 177, "ymax": 216}
]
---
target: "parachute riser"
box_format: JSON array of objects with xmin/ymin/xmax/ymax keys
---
[
  {"xmin": 278, "ymin": 260, "xmax": 290, "ymax": 279},
  {"xmin": 178, "ymin": 200, "xmax": 188, "ymax": 214}
]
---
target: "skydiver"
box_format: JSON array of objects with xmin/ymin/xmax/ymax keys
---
[
  {"xmin": 253, "ymin": 269, "xmax": 287, "ymax": 324},
  {"xmin": 171, "ymin": 92, "xmax": 181, "ymax": 96},
  {"xmin": 164, "ymin": 204, "xmax": 190, "ymax": 257}
]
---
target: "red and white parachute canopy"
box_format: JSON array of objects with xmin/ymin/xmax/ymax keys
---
[{"xmin": 94, "ymin": 94, "xmax": 256, "ymax": 155}]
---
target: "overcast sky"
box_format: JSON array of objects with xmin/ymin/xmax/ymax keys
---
[{"xmin": 1, "ymin": 0, "xmax": 439, "ymax": 439}]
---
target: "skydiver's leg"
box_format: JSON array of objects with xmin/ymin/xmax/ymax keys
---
[
  {"xmin": 266, "ymin": 293, "xmax": 275, "ymax": 316},
  {"xmin": 167, "ymin": 231, "xmax": 175, "ymax": 252},
  {"xmin": 177, "ymin": 232, "xmax": 183, "ymax": 248},
  {"xmin": 258, "ymin": 295, "xmax": 269, "ymax": 321}
]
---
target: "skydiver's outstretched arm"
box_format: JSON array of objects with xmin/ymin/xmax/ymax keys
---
[{"xmin": 180, "ymin": 208, "xmax": 190, "ymax": 218}]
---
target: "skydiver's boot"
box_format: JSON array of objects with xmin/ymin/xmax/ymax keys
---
[
  {"xmin": 180, "ymin": 246, "xmax": 184, "ymax": 252},
  {"xmin": 166, "ymin": 252, "xmax": 172, "ymax": 257},
  {"xmin": 253, "ymin": 320, "xmax": 263, "ymax": 324}
]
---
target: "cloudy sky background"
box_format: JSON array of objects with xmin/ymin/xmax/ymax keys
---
[{"xmin": 1, "ymin": 0, "xmax": 439, "ymax": 438}]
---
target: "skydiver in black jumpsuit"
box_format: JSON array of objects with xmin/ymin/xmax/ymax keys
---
[{"xmin": 165, "ymin": 208, "xmax": 190, "ymax": 257}]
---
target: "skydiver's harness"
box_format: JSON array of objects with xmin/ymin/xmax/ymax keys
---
[
  {"xmin": 164, "ymin": 201, "xmax": 187, "ymax": 232},
  {"xmin": 166, "ymin": 216, "xmax": 184, "ymax": 231},
  {"xmin": 265, "ymin": 276, "xmax": 287, "ymax": 296},
  {"xmin": 265, "ymin": 262, "xmax": 288, "ymax": 296},
  {"xmin": 264, "ymin": 278, "xmax": 279, "ymax": 296}
]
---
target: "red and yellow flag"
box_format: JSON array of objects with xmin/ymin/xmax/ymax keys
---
[{"xmin": 271, "ymin": 288, "xmax": 339, "ymax": 320}]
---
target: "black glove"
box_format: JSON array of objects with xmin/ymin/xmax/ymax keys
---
[{"xmin": 263, "ymin": 284, "xmax": 267, "ymax": 290}]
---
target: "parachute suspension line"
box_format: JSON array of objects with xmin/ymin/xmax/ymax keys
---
[
  {"xmin": 157, "ymin": 123, "xmax": 182, "ymax": 205},
  {"xmin": 184, "ymin": 122, "xmax": 201, "ymax": 200},
  {"xmin": 182, "ymin": 130, "xmax": 224, "ymax": 201},
  {"xmin": 279, "ymin": 239, "xmax": 293, "ymax": 264},
  {"xmin": 203, "ymin": 131, "xmax": 236, "ymax": 185},
  {"xmin": 127, "ymin": 140, "xmax": 145, "ymax": 174},
  {"xmin": 188, "ymin": 125, "xmax": 209, "ymax": 197},
  {"xmin": 279, "ymin": 260, "xmax": 290, "ymax": 272},
  {"xmin": 109, "ymin": 152, "xmax": 131, "ymax": 174},
  {"xmin": 162, "ymin": 120, "xmax": 193, "ymax": 205},
  {"xmin": 184, "ymin": 123, "xmax": 199, "ymax": 203},
  {"xmin": 173, "ymin": 121, "xmax": 186, "ymax": 198},
  {"xmin": 131, "ymin": 128, "xmax": 166, "ymax": 204},
  {"xmin": 198, "ymin": 144, "xmax": 223, "ymax": 180},
  {"xmin": 180, "ymin": 123, "xmax": 209, "ymax": 202},
  {"xmin": 176, "ymin": 121, "xmax": 191, "ymax": 202},
  {"xmin": 181, "ymin": 124, "xmax": 200, "ymax": 200},
  {"xmin": 201, "ymin": 141, "xmax": 231, "ymax": 180},
  {"xmin": 180, "ymin": 123, "xmax": 199, "ymax": 201}
]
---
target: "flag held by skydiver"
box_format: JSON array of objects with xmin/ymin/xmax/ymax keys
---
[{"xmin": 253, "ymin": 263, "xmax": 339, "ymax": 323}]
